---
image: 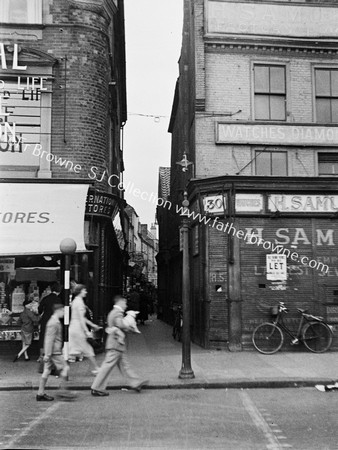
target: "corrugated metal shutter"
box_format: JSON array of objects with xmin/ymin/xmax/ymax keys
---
[
  {"xmin": 239, "ymin": 217, "xmax": 338, "ymax": 349},
  {"xmin": 208, "ymin": 224, "xmax": 228, "ymax": 348}
]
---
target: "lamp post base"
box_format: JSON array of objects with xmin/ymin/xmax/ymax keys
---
[{"xmin": 179, "ymin": 367, "xmax": 195, "ymax": 379}]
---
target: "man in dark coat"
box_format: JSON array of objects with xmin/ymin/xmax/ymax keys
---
[{"xmin": 38, "ymin": 282, "xmax": 62, "ymax": 361}]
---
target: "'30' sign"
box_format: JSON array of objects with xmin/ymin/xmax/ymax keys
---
[{"xmin": 203, "ymin": 195, "xmax": 226, "ymax": 214}]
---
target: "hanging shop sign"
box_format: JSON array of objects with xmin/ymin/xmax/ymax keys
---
[
  {"xmin": 217, "ymin": 123, "xmax": 338, "ymax": 147},
  {"xmin": 268, "ymin": 195, "xmax": 338, "ymax": 213},
  {"xmin": 0, "ymin": 183, "xmax": 89, "ymax": 256},
  {"xmin": 85, "ymin": 190, "xmax": 120, "ymax": 220},
  {"xmin": 266, "ymin": 254, "xmax": 287, "ymax": 281}
]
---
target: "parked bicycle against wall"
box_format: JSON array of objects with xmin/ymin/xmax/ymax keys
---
[
  {"xmin": 252, "ymin": 302, "xmax": 333, "ymax": 354},
  {"xmin": 172, "ymin": 304, "xmax": 183, "ymax": 342}
]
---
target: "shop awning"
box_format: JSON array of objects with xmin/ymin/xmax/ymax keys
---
[{"xmin": 0, "ymin": 183, "xmax": 89, "ymax": 256}]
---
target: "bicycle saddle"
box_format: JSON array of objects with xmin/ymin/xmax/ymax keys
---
[{"xmin": 297, "ymin": 308, "xmax": 308, "ymax": 313}]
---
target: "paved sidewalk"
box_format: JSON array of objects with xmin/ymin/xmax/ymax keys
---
[{"xmin": 1, "ymin": 318, "xmax": 338, "ymax": 391}]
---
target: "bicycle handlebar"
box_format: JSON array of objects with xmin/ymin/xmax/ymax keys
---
[{"xmin": 277, "ymin": 302, "xmax": 289, "ymax": 313}]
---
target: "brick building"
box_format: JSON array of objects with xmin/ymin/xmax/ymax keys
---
[
  {"xmin": 158, "ymin": 0, "xmax": 338, "ymax": 350},
  {"xmin": 0, "ymin": 0, "xmax": 127, "ymax": 335}
]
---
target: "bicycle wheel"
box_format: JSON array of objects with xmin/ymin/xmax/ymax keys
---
[
  {"xmin": 302, "ymin": 321, "xmax": 333, "ymax": 353},
  {"xmin": 252, "ymin": 322, "xmax": 283, "ymax": 354}
]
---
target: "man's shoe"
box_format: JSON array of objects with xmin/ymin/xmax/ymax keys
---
[
  {"xmin": 13, "ymin": 355, "xmax": 18, "ymax": 362},
  {"xmin": 132, "ymin": 379, "xmax": 149, "ymax": 393},
  {"xmin": 91, "ymin": 389, "xmax": 109, "ymax": 397},
  {"xmin": 36, "ymin": 393, "xmax": 54, "ymax": 401}
]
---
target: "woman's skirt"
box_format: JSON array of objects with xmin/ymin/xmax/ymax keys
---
[
  {"xmin": 69, "ymin": 322, "xmax": 94, "ymax": 357},
  {"xmin": 21, "ymin": 331, "xmax": 33, "ymax": 346}
]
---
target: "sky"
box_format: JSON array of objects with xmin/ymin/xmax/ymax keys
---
[{"xmin": 123, "ymin": 0, "xmax": 183, "ymax": 227}]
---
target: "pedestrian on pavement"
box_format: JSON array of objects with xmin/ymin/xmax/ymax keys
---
[
  {"xmin": 91, "ymin": 295, "xmax": 148, "ymax": 397},
  {"xmin": 38, "ymin": 282, "xmax": 62, "ymax": 362},
  {"xmin": 13, "ymin": 299, "xmax": 39, "ymax": 362},
  {"xmin": 68, "ymin": 284, "xmax": 101, "ymax": 374},
  {"xmin": 36, "ymin": 303, "xmax": 76, "ymax": 401}
]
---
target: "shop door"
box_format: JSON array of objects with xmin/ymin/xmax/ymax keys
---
[{"xmin": 238, "ymin": 217, "xmax": 316, "ymax": 349}]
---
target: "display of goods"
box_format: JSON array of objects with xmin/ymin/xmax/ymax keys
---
[
  {"xmin": 0, "ymin": 309, "xmax": 12, "ymax": 325},
  {"xmin": 11, "ymin": 292, "xmax": 25, "ymax": 313}
]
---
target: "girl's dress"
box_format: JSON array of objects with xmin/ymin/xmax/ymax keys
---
[{"xmin": 69, "ymin": 296, "xmax": 94, "ymax": 358}]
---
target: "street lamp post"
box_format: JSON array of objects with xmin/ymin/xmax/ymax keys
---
[
  {"xmin": 60, "ymin": 238, "xmax": 77, "ymax": 362},
  {"xmin": 179, "ymin": 191, "xmax": 195, "ymax": 379}
]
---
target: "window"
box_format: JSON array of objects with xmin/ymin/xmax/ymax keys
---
[
  {"xmin": 315, "ymin": 69, "xmax": 338, "ymax": 123},
  {"xmin": 255, "ymin": 151, "xmax": 287, "ymax": 176},
  {"xmin": 0, "ymin": 72, "xmax": 53, "ymax": 178},
  {"xmin": 0, "ymin": 0, "xmax": 42, "ymax": 24},
  {"xmin": 318, "ymin": 153, "xmax": 338, "ymax": 176},
  {"xmin": 254, "ymin": 65, "xmax": 286, "ymax": 121}
]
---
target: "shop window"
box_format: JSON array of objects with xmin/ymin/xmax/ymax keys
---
[
  {"xmin": 315, "ymin": 69, "xmax": 338, "ymax": 123},
  {"xmin": 255, "ymin": 151, "xmax": 287, "ymax": 176},
  {"xmin": 254, "ymin": 65, "xmax": 286, "ymax": 121},
  {"xmin": 318, "ymin": 153, "xmax": 338, "ymax": 176},
  {"xmin": 0, "ymin": 0, "xmax": 42, "ymax": 24}
]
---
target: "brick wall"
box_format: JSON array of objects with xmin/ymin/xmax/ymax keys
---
[
  {"xmin": 11, "ymin": 0, "xmax": 124, "ymax": 193},
  {"xmin": 194, "ymin": 49, "xmax": 338, "ymax": 177}
]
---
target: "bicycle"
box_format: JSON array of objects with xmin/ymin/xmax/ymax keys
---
[
  {"xmin": 252, "ymin": 302, "xmax": 333, "ymax": 354},
  {"xmin": 172, "ymin": 304, "xmax": 183, "ymax": 342}
]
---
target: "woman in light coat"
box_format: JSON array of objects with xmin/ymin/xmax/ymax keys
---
[{"xmin": 69, "ymin": 284, "xmax": 100, "ymax": 374}]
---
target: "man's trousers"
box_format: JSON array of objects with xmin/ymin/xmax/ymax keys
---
[{"xmin": 91, "ymin": 348, "xmax": 141, "ymax": 391}]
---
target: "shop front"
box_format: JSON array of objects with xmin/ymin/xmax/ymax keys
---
[
  {"xmin": 0, "ymin": 180, "xmax": 91, "ymax": 340},
  {"xmin": 84, "ymin": 188, "xmax": 125, "ymax": 322},
  {"xmin": 188, "ymin": 177, "xmax": 338, "ymax": 350}
]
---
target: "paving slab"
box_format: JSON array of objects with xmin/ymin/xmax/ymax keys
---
[{"xmin": 0, "ymin": 318, "xmax": 338, "ymax": 391}]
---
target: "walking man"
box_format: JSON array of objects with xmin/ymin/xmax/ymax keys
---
[
  {"xmin": 91, "ymin": 296, "xmax": 148, "ymax": 397},
  {"xmin": 36, "ymin": 304, "xmax": 76, "ymax": 401}
]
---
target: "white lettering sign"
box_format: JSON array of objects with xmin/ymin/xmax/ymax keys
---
[
  {"xmin": 266, "ymin": 254, "xmax": 287, "ymax": 281},
  {"xmin": 0, "ymin": 183, "xmax": 89, "ymax": 256},
  {"xmin": 236, "ymin": 194, "xmax": 263, "ymax": 212},
  {"xmin": 268, "ymin": 195, "xmax": 338, "ymax": 213},
  {"xmin": 203, "ymin": 195, "xmax": 226, "ymax": 214},
  {"xmin": 217, "ymin": 123, "xmax": 338, "ymax": 146},
  {"xmin": 208, "ymin": 1, "xmax": 338, "ymax": 38}
]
